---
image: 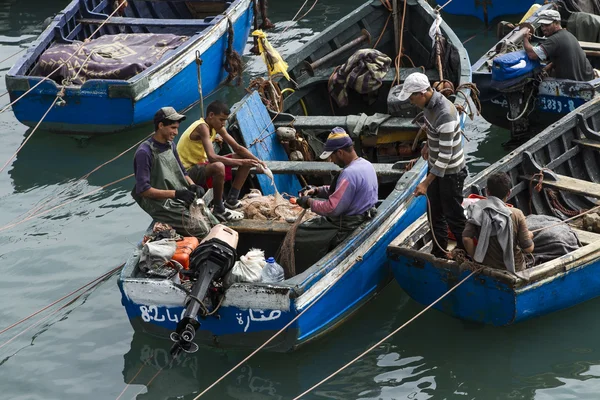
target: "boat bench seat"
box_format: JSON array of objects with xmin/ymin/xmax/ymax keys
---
[
  {"xmin": 520, "ymin": 173, "xmax": 600, "ymax": 199},
  {"xmin": 573, "ymin": 139, "xmax": 600, "ymax": 151},
  {"xmin": 255, "ymin": 160, "xmax": 405, "ymax": 178},
  {"xmin": 77, "ymin": 17, "xmax": 212, "ymax": 28},
  {"xmin": 570, "ymin": 226, "xmax": 600, "ymax": 245},
  {"xmin": 225, "ymin": 219, "xmax": 292, "ymax": 234},
  {"xmin": 273, "ymin": 115, "xmax": 419, "ymax": 132}
]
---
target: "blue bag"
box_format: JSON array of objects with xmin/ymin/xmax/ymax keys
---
[{"xmin": 492, "ymin": 50, "xmax": 541, "ymax": 82}]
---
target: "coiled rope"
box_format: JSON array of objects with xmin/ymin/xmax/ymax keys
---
[{"xmin": 224, "ymin": 19, "xmax": 243, "ymax": 86}]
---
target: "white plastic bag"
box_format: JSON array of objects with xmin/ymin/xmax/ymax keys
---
[{"xmin": 224, "ymin": 248, "xmax": 266, "ymax": 287}]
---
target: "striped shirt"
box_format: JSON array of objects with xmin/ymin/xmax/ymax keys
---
[{"xmin": 423, "ymin": 90, "xmax": 465, "ymax": 177}]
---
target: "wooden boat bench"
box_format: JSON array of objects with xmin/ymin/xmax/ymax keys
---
[
  {"xmin": 273, "ymin": 115, "xmax": 419, "ymax": 132},
  {"xmin": 225, "ymin": 219, "xmax": 292, "ymax": 234},
  {"xmin": 570, "ymin": 226, "xmax": 600, "ymax": 245},
  {"xmin": 76, "ymin": 17, "xmax": 213, "ymax": 28},
  {"xmin": 520, "ymin": 151, "xmax": 600, "ymax": 199},
  {"xmin": 256, "ymin": 160, "xmax": 406, "ymax": 178}
]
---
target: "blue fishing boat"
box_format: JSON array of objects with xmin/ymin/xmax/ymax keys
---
[
  {"xmin": 5, "ymin": 0, "xmax": 254, "ymax": 134},
  {"xmin": 435, "ymin": 0, "xmax": 542, "ymax": 26},
  {"xmin": 388, "ymin": 96, "xmax": 600, "ymax": 325},
  {"xmin": 118, "ymin": 0, "xmax": 473, "ymax": 351},
  {"xmin": 472, "ymin": 2, "xmax": 600, "ymax": 143}
]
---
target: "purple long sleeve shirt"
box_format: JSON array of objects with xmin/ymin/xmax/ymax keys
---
[
  {"xmin": 133, "ymin": 138, "xmax": 188, "ymax": 194},
  {"xmin": 311, "ymin": 158, "xmax": 378, "ymax": 217}
]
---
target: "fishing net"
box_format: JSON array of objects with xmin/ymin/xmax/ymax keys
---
[{"xmin": 184, "ymin": 199, "xmax": 219, "ymax": 238}]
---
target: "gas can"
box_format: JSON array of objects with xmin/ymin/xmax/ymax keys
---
[{"xmin": 171, "ymin": 237, "xmax": 200, "ymax": 269}]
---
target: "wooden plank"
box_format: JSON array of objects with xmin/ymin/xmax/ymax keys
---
[
  {"xmin": 571, "ymin": 226, "xmax": 600, "ymax": 245},
  {"xmin": 520, "ymin": 173, "xmax": 600, "ymax": 198},
  {"xmin": 252, "ymin": 160, "xmax": 405, "ymax": 178},
  {"xmin": 77, "ymin": 17, "xmax": 211, "ymax": 27},
  {"xmin": 225, "ymin": 219, "xmax": 291, "ymax": 234},
  {"xmin": 580, "ymin": 41, "xmax": 600, "ymax": 51},
  {"xmin": 235, "ymin": 92, "xmax": 302, "ymax": 196},
  {"xmin": 273, "ymin": 116, "xmax": 418, "ymax": 131},
  {"xmin": 573, "ymin": 139, "xmax": 600, "ymax": 151}
]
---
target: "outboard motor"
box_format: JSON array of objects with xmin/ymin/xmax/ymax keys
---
[
  {"xmin": 170, "ymin": 224, "xmax": 238, "ymax": 355},
  {"xmin": 490, "ymin": 49, "xmax": 542, "ymax": 143}
]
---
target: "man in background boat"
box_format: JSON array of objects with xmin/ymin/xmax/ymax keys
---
[
  {"xmin": 132, "ymin": 107, "xmax": 211, "ymax": 238},
  {"xmin": 462, "ymin": 172, "xmax": 534, "ymax": 274},
  {"xmin": 177, "ymin": 100, "xmax": 266, "ymax": 222},
  {"xmin": 400, "ymin": 72, "xmax": 468, "ymax": 258},
  {"xmin": 522, "ymin": 9, "xmax": 594, "ymax": 81},
  {"xmin": 293, "ymin": 128, "xmax": 378, "ymax": 271}
]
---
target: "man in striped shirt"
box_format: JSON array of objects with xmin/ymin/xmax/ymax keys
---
[{"xmin": 398, "ymin": 72, "xmax": 468, "ymax": 257}]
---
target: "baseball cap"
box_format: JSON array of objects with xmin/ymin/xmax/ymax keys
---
[
  {"xmin": 537, "ymin": 9, "xmax": 561, "ymax": 25},
  {"xmin": 153, "ymin": 106, "xmax": 186, "ymax": 124},
  {"xmin": 397, "ymin": 72, "xmax": 431, "ymax": 102},
  {"xmin": 319, "ymin": 127, "xmax": 353, "ymax": 159}
]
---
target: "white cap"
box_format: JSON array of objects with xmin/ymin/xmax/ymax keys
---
[
  {"xmin": 537, "ymin": 9, "xmax": 561, "ymax": 25},
  {"xmin": 397, "ymin": 72, "xmax": 431, "ymax": 101}
]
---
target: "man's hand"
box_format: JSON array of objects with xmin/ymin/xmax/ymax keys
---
[
  {"xmin": 414, "ymin": 182, "xmax": 429, "ymax": 197},
  {"xmin": 240, "ymin": 159, "xmax": 260, "ymax": 167},
  {"xmin": 299, "ymin": 185, "xmax": 317, "ymax": 197},
  {"xmin": 421, "ymin": 143, "xmax": 429, "ymax": 160},
  {"xmin": 296, "ymin": 196, "xmax": 311, "ymax": 209},
  {"xmin": 189, "ymin": 184, "xmax": 205, "ymax": 198},
  {"xmin": 175, "ymin": 189, "xmax": 196, "ymax": 206},
  {"xmin": 522, "ymin": 27, "xmax": 532, "ymax": 41}
]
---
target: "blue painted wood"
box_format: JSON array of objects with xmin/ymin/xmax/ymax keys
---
[
  {"xmin": 76, "ymin": 16, "xmax": 212, "ymax": 27},
  {"xmin": 234, "ymin": 92, "xmax": 302, "ymax": 196},
  {"xmin": 5, "ymin": 0, "xmax": 253, "ymax": 134},
  {"xmin": 437, "ymin": 0, "xmax": 543, "ymax": 23}
]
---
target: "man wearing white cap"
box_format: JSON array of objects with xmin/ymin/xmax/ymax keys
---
[
  {"xmin": 522, "ymin": 9, "xmax": 593, "ymax": 81},
  {"xmin": 398, "ymin": 72, "xmax": 467, "ymax": 258}
]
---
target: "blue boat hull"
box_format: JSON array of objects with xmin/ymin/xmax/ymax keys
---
[
  {"xmin": 6, "ymin": 0, "xmax": 253, "ymax": 134},
  {"xmin": 118, "ymin": 161, "xmax": 428, "ymax": 351},
  {"xmin": 437, "ymin": 0, "xmax": 542, "ymax": 23},
  {"xmin": 389, "ymin": 243, "xmax": 600, "ymax": 325}
]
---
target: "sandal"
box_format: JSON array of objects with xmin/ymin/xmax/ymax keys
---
[
  {"xmin": 224, "ymin": 199, "xmax": 243, "ymax": 210},
  {"xmin": 213, "ymin": 208, "xmax": 244, "ymax": 222}
]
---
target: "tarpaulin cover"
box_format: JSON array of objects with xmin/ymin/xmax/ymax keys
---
[
  {"xmin": 492, "ymin": 50, "xmax": 540, "ymax": 82},
  {"xmin": 33, "ymin": 33, "xmax": 188, "ymax": 85}
]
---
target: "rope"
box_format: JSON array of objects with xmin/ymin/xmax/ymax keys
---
[
  {"xmin": 195, "ymin": 51, "xmax": 204, "ymax": 118},
  {"xmin": 505, "ymin": 89, "xmax": 535, "ymax": 122},
  {"xmin": 281, "ymin": 0, "xmax": 319, "ymax": 34},
  {"xmin": 0, "ymin": 264, "xmax": 123, "ymax": 336},
  {"xmin": 249, "ymin": 0, "xmax": 260, "ymax": 54},
  {"xmin": 224, "ymin": 19, "xmax": 243, "ymax": 86},
  {"xmin": 393, "ymin": 0, "xmax": 408, "ymax": 86},
  {"xmin": 258, "ymin": 0, "xmax": 274, "ymax": 30},
  {"xmin": 292, "ymin": 265, "xmax": 482, "ymax": 399},
  {"xmin": 373, "ymin": 13, "xmax": 392, "ymax": 49},
  {"xmin": 0, "ymin": 0, "xmax": 127, "ymax": 114},
  {"xmin": 0, "ymin": 174, "xmax": 134, "ymax": 234},
  {"xmin": 0, "ymin": 47, "xmax": 26, "ymax": 65},
  {"xmin": 276, "ymin": 208, "xmax": 306, "ymax": 277}
]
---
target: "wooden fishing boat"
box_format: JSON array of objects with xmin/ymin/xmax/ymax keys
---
[
  {"xmin": 388, "ymin": 95, "xmax": 600, "ymax": 325},
  {"xmin": 433, "ymin": 0, "xmax": 542, "ymax": 27},
  {"xmin": 472, "ymin": 2, "xmax": 600, "ymax": 143},
  {"xmin": 5, "ymin": 0, "xmax": 254, "ymax": 134},
  {"xmin": 118, "ymin": 0, "xmax": 473, "ymax": 351}
]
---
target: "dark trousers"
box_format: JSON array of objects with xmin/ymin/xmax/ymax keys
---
[{"xmin": 427, "ymin": 168, "xmax": 467, "ymax": 257}]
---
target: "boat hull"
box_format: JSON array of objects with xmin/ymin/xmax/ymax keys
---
[
  {"xmin": 119, "ymin": 160, "xmax": 428, "ymax": 351},
  {"xmin": 436, "ymin": 0, "xmax": 542, "ymax": 24},
  {"xmin": 5, "ymin": 0, "xmax": 253, "ymax": 134}
]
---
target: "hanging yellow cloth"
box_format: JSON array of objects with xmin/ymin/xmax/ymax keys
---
[{"xmin": 252, "ymin": 29, "xmax": 291, "ymax": 81}]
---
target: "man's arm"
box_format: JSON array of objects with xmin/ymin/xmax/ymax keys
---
[
  {"xmin": 523, "ymin": 29, "xmax": 539, "ymax": 60},
  {"xmin": 516, "ymin": 212, "xmax": 535, "ymax": 253},
  {"xmin": 462, "ymin": 222, "xmax": 477, "ymax": 257},
  {"xmin": 190, "ymin": 123, "xmax": 258, "ymax": 168},
  {"xmin": 220, "ymin": 128, "xmax": 267, "ymax": 168},
  {"xmin": 310, "ymin": 177, "xmax": 355, "ymax": 217}
]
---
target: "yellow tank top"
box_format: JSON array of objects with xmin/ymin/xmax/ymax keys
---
[{"xmin": 176, "ymin": 118, "xmax": 217, "ymax": 170}]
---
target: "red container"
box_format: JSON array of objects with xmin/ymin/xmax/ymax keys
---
[{"xmin": 171, "ymin": 237, "xmax": 200, "ymax": 269}]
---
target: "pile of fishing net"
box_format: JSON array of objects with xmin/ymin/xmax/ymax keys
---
[{"xmin": 239, "ymin": 189, "xmax": 316, "ymax": 222}]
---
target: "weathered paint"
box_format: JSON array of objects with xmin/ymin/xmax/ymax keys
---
[
  {"xmin": 388, "ymin": 96, "xmax": 600, "ymax": 325},
  {"xmin": 5, "ymin": 0, "xmax": 253, "ymax": 134}
]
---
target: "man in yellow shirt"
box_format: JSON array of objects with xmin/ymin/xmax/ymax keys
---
[{"xmin": 177, "ymin": 100, "xmax": 266, "ymax": 222}]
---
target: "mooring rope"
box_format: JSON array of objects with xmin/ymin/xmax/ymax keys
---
[
  {"xmin": 292, "ymin": 265, "xmax": 482, "ymax": 399},
  {"xmin": 281, "ymin": 0, "xmax": 319, "ymax": 34},
  {"xmin": 0, "ymin": 264, "xmax": 123, "ymax": 336},
  {"xmin": 0, "ymin": 0, "xmax": 128, "ymax": 115},
  {"xmin": 0, "ymin": 174, "xmax": 134, "ymax": 234}
]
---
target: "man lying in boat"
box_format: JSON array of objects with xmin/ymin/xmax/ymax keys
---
[
  {"xmin": 176, "ymin": 100, "xmax": 267, "ymax": 222},
  {"xmin": 462, "ymin": 172, "xmax": 534, "ymax": 274},
  {"xmin": 293, "ymin": 128, "xmax": 378, "ymax": 271},
  {"xmin": 522, "ymin": 9, "xmax": 594, "ymax": 81},
  {"xmin": 132, "ymin": 107, "xmax": 210, "ymax": 238}
]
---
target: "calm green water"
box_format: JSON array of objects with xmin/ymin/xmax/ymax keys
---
[{"xmin": 1, "ymin": 1, "xmax": 598, "ymax": 399}]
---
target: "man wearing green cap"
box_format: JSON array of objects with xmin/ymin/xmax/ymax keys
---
[
  {"xmin": 293, "ymin": 127, "xmax": 378, "ymax": 272},
  {"xmin": 522, "ymin": 9, "xmax": 593, "ymax": 81},
  {"xmin": 132, "ymin": 106, "xmax": 213, "ymax": 238}
]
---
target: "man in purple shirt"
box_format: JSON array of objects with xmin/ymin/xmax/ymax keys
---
[
  {"xmin": 132, "ymin": 107, "xmax": 212, "ymax": 238},
  {"xmin": 294, "ymin": 128, "xmax": 378, "ymax": 272}
]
